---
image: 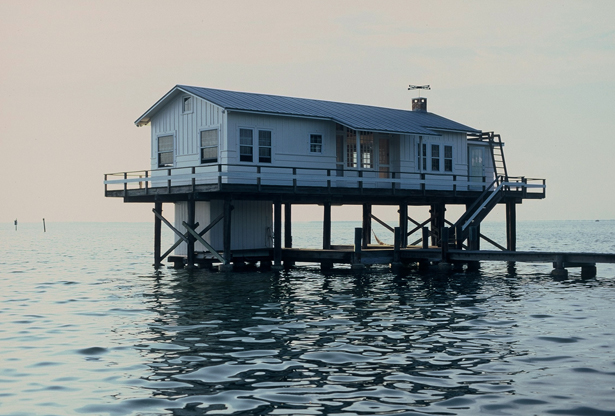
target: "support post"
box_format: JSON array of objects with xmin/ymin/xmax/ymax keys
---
[
  {"xmin": 422, "ymin": 227, "xmax": 429, "ymax": 249},
  {"xmin": 284, "ymin": 202, "xmax": 294, "ymax": 267},
  {"xmin": 362, "ymin": 204, "xmax": 372, "ymax": 248},
  {"xmin": 352, "ymin": 227, "xmax": 365, "ymax": 270},
  {"xmin": 187, "ymin": 199, "xmax": 196, "ymax": 268},
  {"xmin": 393, "ymin": 227, "xmax": 401, "ymax": 266},
  {"xmin": 323, "ymin": 202, "xmax": 332, "ymax": 250},
  {"xmin": 273, "ymin": 199, "xmax": 282, "ymax": 270},
  {"xmin": 506, "ymin": 201, "xmax": 517, "ymax": 252},
  {"xmin": 439, "ymin": 227, "xmax": 451, "ymax": 272},
  {"xmin": 154, "ymin": 202, "xmax": 162, "ymax": 268},
  {"xmin": 222, "ymin": 198, "xmax": 232, "ymax": 269},
  {"xmin": 322, "ymin": 202, "xmax": 333, "ymax": 270},
  {"xmin": 284, "ymin": 203, "xmax": 292, "ymax": 248},
  {"xmin": 430, "ymin": 203, "xmax": 445, "ymax": 247},
  {"xmin": 399, "ymin": 203, "xmax": 408, "ymax": 248}
]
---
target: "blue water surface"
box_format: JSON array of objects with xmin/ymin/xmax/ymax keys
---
[{"xmin": 1, "ymin": 221, "xmax": 615, "ymax": 415}]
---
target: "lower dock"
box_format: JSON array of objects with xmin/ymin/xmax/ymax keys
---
[{"xmin": 168, "ymin": 243, "xmax": 615, "ymax": 278}]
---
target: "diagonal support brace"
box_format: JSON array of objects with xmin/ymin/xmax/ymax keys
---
[{"xmin": 183, "ymin": 221, "xmax": 225, "ymax": 263}]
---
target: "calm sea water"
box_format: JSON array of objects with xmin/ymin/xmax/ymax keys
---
[{"xmin": 2, "ymin": 220, "xmax": 615, "ymax": 416}]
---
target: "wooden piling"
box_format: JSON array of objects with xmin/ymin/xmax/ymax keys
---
[
  {"xmin": 352, "ymin": 227, "xmax": 365, "ymax": 270},
  {"xmin": 284, "ymin": 203, "xmax": 294, "ymax": 267},
  {"xmin": 222, "ymin": 198, "xmax": 232, "ymax": 269},
  {"xmin": 187, "ymin": 199, "xmax": 196, "ymax": 268},
  {"xmin": 362, "ymin": 204, "xmax": 371, "ymax": 248},
  {"xmin": 506, "ymin": 201, "xmax": 517, "ymax": 252},
  {"xmin": 154, "ymin": 202, "xmax": 162, "ymax": 267},
  {"xmin": 273, "ymin": 199, "xmax": 282, "ymax": 269},
  {"xmin": 430, "ymin": 203, "xmax": 445, "ymax": 247},
  {"xmin": 322, "ymin": 202, "xmax": 333, "ymax": 270},
  {"xmin": 399, "ymin": 203, "xmax": 408, "ymax": 248}
]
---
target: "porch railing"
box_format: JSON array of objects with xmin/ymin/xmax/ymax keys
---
[{"xmin": 104, "ymin": 164, "xmax": 546, "ymax": 196}]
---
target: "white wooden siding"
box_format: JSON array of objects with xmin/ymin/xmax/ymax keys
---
[{"xmin": 150, "ymin": 95, "xmax": 225, "ymax": 170}]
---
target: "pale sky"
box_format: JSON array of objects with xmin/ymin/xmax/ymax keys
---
[{"xmin": 1, "ymin": 0, "xmax": 614, "ymax": 224}]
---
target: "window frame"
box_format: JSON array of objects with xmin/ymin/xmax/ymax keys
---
[
  {"xmin": 309, "ymin": 133, "xmax": 323, "ymax": 154},
  {"xmin": 200, "ymin": 128, "xmax": 219, "ymax": 164},
  {"xmin": 157, "ymin": 134, "xmax": 174, "ymax": 168},
  {"xmin": 238, "ymin": 127, "xmax": 274, "ymax": 164},
  {"xmin": 444, "ymin": 145, "xmax": 453, "ymax": 172},
  {"xmin": 239, "ymin": 128, "xmax": 254, "ymax": 162},
  {"xmin": 258, "ymin": 129, "xmax": 272, "ymax": 163},
  {"xmin": 182, "ymin": 96, "xmax": 193, "ymax": 114},
  {"xmin": 431, "ymin": 144, "xmax": 440, "ymax": 172}
]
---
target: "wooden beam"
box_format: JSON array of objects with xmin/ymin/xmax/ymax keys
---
[
  {"xmin": 284, "ymin": 203, "xmax": 292, "ymax": 248},
  {"xmin": 371, "ymin": 213, "xmax": 394, "ymax": 233},
  {"xmin": 399, "ymin": 204, "xmax": 408, "ymax": 247},
  {"xmin": 187, "ymin": 199, "xmax": 196, "ymax": 267},
  {"xmin": 323, "ymin": 202, "xmax": 332, "ymax": 250},
  {"xmin": 274, "ymin": 199, "xmax": 282, "ymax": 267},
  {"xmin": 154, "ymin": 202, "xmax": 162, "ymax": 267},
  {"xmin": 152, "ymin": 208, "xmax": 188, "ymax": 243},
  {"xmin": 182, "ymin": 221, "xmax": 225, "ymax": 263},
  {"xmin": 223, "ymin": 198, "xmax": 232, "ymax": 265},
  {"xmin": 362, "ymin": 204, "xmax": 372, "ymax": 248},
  {"xmin": 506, "ymin": 201, "xmax": 517, "ymax": 252}
]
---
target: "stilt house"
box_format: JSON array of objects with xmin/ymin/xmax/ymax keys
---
[{"xmin": 104, "ymin": 85, "xmax": 545, "ymax": 270}]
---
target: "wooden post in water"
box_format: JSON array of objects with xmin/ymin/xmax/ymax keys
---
[
  {"xmin": 284, "ymin": 203, "xmax": 292, "ymax": 248},
  {"xmin": 430, "ymin": 203, "xmax": 445, "ymax": 247},
  {"xmin": 399, "ymin": 203, "xmax": 408, "ymax": 248},
  {"xmin": 362, "ymin": 204, "xmax": 372, "ymax": 248},
  {"xmin": 222, "ymin": 198, "xmax": 233, "ymax": 271},
  {"xmin": 284, "ymin": 202, "xmax": 294, "ymax": 267},
  {"xmin": 506, "ymin": 201, "xmax": 517, "ymax": 251},
  {"xmin": 422, "ymin": 227, "xmax": 429, "ymax": 249},
  {"xmin": 352, "ymin": 227, "xmax": 365, "ymax": 270},
  {"xmin": 187, "ymin": 199, "xmax": 196, "ymax": 268},
  {"xmin": 273, "ymin": 199, "xmax": 282, "ymax": 270},
  {"xmin": 322, "ymin": 202, "xmax": 333, "ymax": 270},
  {"xmin": 323, "ymin": 202, "xmax": 332, "ymax": 250},
  {"xmin": 43, "ymin": 218, "xmax": 46, "ymax": 233},
  {"xmin": 393, "ymin": 226, "xmax": 402, "ymax": 266},
  {"xmin": 154, "ymin": 202, "xmax": 162, "ymax": 268}
]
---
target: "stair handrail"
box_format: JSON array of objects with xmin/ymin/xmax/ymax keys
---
[{"xmin": 454, "ymin": 175, "xmax": 502, "ymax": 229}]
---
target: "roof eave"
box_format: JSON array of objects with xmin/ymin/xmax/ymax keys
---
[{"xmin": 134, "ymin": 85, "xmax": 197, "ymax": 127}]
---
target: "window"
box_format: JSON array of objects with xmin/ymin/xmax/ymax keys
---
[
  {"xmin": 444, "ymin": 145, "xmax": 453, "ymax": 172},
  {"xmin": 258, "ymin": 130, "xmax": 272, "ymax": 163},
  {"xmin": 310, "ymin": 134, "xmax": 323, "ymax": 153},
  {"xmin": 431, "ymin": 144, "xmax": 440, "ymax": 171},
  {"xmin": 157, "ymin": 135, "xmax": 174, "ymax": 167},
  {"xmin": 418, "ymin": 142, "xmax": 427, "ymax": 171},
  {"xmin": 346, "ymin": 129, "xmax": 357, "ymax": 168},
  {"xmin": 360, "ymin": 132, "xmax": 374, "ymax": 169},
  {"xmin": 182, "ymin": 96, "xmax": 192, "ymax": 113},
  {"xmin": 240, "ymin": 128, "xmax": 272, "ymax": 163},
  {"xmin": 240, "ymin": 128, "xmax": 253, "ymax": 162},
  {"xmin": 200, "ymin": 129, "xmax": 218, "ymax": 164}
]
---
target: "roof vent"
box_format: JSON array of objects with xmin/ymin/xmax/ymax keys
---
[{"xmin": 412, "ymin": 97, "xmax": 427, "ymax": 112}]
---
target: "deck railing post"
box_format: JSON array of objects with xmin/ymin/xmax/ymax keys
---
[
  {"xmin": 191, "ymin": 167, "xmax": 196, "ymax": 192},
  {"xmin": 123, "ymin": 172, "xmax": 127, "ymax": 196},
  {"xmin": 104, "ymin": 174, "xmax": 108, "ymax": 194},
  {"xmin": 218, "ymin": 164, "xmax": 222, "ymax": 187},
  {"xmin": 293, "ymin": 168, "xmax": 297, "ymax": 193},
  {"xmin": 167, "ymin": 168, "xmax": 172, "ymax": 193},
  {"xmin": 257, "ymin": 166, "xmax": 261, "ymax": 191},
  {"xmin": 145, "ymin": 171, "xmax": 149, "ymax": 194}
]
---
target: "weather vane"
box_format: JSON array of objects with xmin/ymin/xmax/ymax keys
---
[{"xmin": 408, "ymin": 85, "xmax": 431, "ymax": 97}]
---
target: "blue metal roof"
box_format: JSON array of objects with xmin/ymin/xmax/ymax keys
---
[{"xmin": 137, "ymin": 85, "xmax": 480, "ymax": 135}]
